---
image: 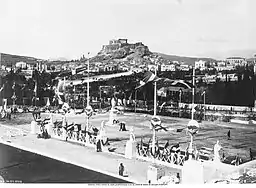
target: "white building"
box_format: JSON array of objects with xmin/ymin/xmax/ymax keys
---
[
  {"xmin": 226, "ymin": 57, "xmax": 246, "ymax": 66},
  {"xmin": 179, "ymin": 64, "xmax": 190, "ymax": 71},
  {"xmin": 160, "ymin": 64, "xmax": 176, "ymax": 72},
  {"xmin": 148, "ymin": 64, "xmax": 159, "ymax": 72},
  {"xmin": 195, "ymin": 60, "xmax": 206, "ymax": 70},
  {"xmin": 214, "ymin": 65, "xmax": 235, "ymax": 72},
  {"xmin": 16, "ymin": 61, "xmax": 27, "ymax": 69}
]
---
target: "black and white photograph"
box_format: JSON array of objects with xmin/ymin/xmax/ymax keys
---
[{"xmin": 0, "ymin": 0, "xmax": 256, "ymax": 185}]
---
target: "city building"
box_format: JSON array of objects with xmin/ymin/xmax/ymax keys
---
[
  {"xmin": 195, "ymin": 60, "xmax": 206, "ymax": 70},
  {"xmin": 226, "ymin": 57, "xmax": 246, "ymax": 66},
  {"xmin": 178, "ymin": 64, "xmax": 190, "ymax": 71},
  {"xmin": 160, "ymin": 64, "xmax": 176, "ymax": 72},
  {"xmin": 15, "ymin": 61, "xmax": 27, "ymax": 69},
  {"xmin": 148, "ymin": 64, "xmax": 159, "ymax": 72}
]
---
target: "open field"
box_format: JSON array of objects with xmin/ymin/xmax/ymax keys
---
[{"xmin": 1, "ymin": 111, "xmax": 256, "ymax": 161}]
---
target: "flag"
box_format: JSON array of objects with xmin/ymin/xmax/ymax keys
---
[
  {"xmin": 151, "ymin": 116, "xmax": 162, "ymax": 128},
  {"xmin": 46, "ymin": 97, "xmax": 50, "ymax": 106},
  {"xmin": 34, "ymin": 82, "xmax": 37, "ymax": 97},
  {"xmin": 150, "ymin": 116, "xmax": 168, "ymax": 131},
  {"xmin": 75, "ymin": 66, "xmax": 87, "ymax": 74},
  {"xmin": 135, "ymin": 71, "xmax": 160, "ymax": 89},
  {"xmin": 170, "ymin": 80, "xmax": 192, "ymax": 89},
  {"xmin": 164, "ymin": 140, "xmax": 169, "ymax": 149},
  {"xmin": 0, "ymin": 85, "xmax": 4, "ymax": 92}
]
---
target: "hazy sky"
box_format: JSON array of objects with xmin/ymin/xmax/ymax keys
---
[{"xmin": 0, "ymin": 0, "xmax": 256, "ymax": 60}]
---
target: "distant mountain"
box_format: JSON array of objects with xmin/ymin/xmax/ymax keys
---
[
  {"xmin": 0, "ymin": 53, "xmax": 43, "ymax": 66},
  {"xmin": 224, "ymin": 49, "xmax": 256, "ymax": 59},
  {"xmin": 154, "ymin": 52, "xmax": 217, "ymax": 65},
  {"xmin": 48, "ymin": 57, "xmax": 71, "ymax": 62}
]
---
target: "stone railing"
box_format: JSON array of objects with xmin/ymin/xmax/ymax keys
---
[
  {"xmin": 136, "ymin": 143, "xmax": 186, "ymax": 167},
  {"xmin": 51, "ymin": 123, "xmax": 97, "ymax": 148}
]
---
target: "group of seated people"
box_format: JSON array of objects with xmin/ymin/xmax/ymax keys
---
[
  {"xmin": 52, "ymin": 120, "xmax": 110, "ymax": 148},
  {"xmin": 137, "ymin": 141, "xmax": 185, "ymax": 163}
]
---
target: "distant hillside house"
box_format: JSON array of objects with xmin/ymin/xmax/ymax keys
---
[
  {"xmin": 214, "ymin": 65, "xmax": 235, "ymax": 71},
  {"xmin": 104, "ymin": 64, "xmax": 118, "ymax": 72},
  {"xmin": 195, "ymin": 60, "xmax": 206, "ymax": 70},
  {"xmin": 148, "ymin": 64, "xmax": 159, "ymax": 72},
  {"xmin": 247, "ymin": 57, "xmax": 256, "ymax": 65},
  {"xmin": 15, "ymin": 61, "xmax": 27, "ymax": 69},
  {"xmin": 160, "ymin": 64, "xmax": 176, "ymax": 72},
  {"xmin": 226, "ymin": 57, "xmax": 246, "ymax": 66},
  {"xmin": 178, "ymin": 64, "xmax": 190, "ymax": 71}
]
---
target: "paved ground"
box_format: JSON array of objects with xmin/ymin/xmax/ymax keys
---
[
  {"xmin": 1, "ymin": 111, "xmax": 256, "ymax": 159},
  {"xmin": 0, "ymin": 143, "xmax": 129, "ymax": 183},
  {"xmin": 1, "ymin": 111, "xmax": 256, "ymax": 183},
  {"xmin": 0, "ymin": 122, "xmax": 181, "ymax": 184}
]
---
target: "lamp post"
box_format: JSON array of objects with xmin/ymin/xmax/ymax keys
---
[
  {"xmin": 12, "ymin": 82, "xmax": 17, "ymax": 107},
  {"xmin": 99, "ymin": 86, "xmax": 102, "ymax": 111},
  {"xmin": 85, "ymin": 52, "xmax": 92, "ymax": 130},
  {"xmin": 73, "ymin": 84, "xmax": 76, "ymax": 111},
  {"xmin": 179, "ymin": 89, "xmax": 182, "ymax": 117},
  {"xmin": 152, "ymin": 61, "xmax": 158, "ymax": 156}
]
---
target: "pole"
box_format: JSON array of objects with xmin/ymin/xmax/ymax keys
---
[
  {"xmin": 99, "ymin": 86, "xmax": 102, "ymax": 111},
  {"xmin": 179, "ymin": 89, "xmax": 182, "ymax": 118},
  {"xmin": 63, "ymin": 77, "xmax": 66, "ymax": 101},
  {"xmin": 192, "ymin": 67, "xmax": 195, "ymax": 120},
  {"xmin": 204, "ymin": 91, "xmax": 206, "ymax": 120},
  {"xmin": 135, "ymin": 90, "xmax": 137, "ymax": 113},
  {"xmin": 86, "ymin": 52, "xmax": 90, "ymax": 130},
  {"xmin": 152, "ymin": 63, "xmax": 157, "ymax": 156},
  {"xmin": 74, "ymin": 85, "xmax": 76, "ymax": 111},
  {"xmin": 87, "ymin": 52, "xmax": 90, "ymax": 108}
]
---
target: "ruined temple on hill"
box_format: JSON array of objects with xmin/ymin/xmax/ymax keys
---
[{"xmin": 101, "ymin": 39, "xmax": 144, "ymax": 54}]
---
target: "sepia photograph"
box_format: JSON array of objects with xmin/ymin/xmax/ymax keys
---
[{"xmin": 0, "ymin": 0, "xmax": 256, "ymax": 185}]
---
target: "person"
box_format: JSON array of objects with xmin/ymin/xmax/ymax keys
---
[
  {"xmin": 227, "ymin": 130, "xmax": 231, "ymax": 140},
  {"xmin": 194, "ymin": 146, "xmax": 199, "ymax": 160},
  {"xmin": 174, "ymin": 173, "xmax": 180, "ymax": 184},
  {"xmin": 250, "ymin": 148, "xmax": 254, "ymax": 161},
  {"xmin": 222, "ymin": 152, "xmax": 226, "ymax": 162},
  {"xmin": 119, "ymin": 163, "xmax": 124, "ymax": 176},
  {"xmin": 96, "ymin": 133, "xmax": 102, "ymax": 152},
  {"xmin": 231, "ymin": 155, "xmax": 242, "ymax": 166}
]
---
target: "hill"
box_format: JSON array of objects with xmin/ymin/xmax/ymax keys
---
[
  {"xmin": 154, "ymin": 52, "xmax": 217, "ymax": 65},
  {"xmin": 1, "ymin": 39, "xmax": 218, "ymax": 67},
  {"xmin": 89, "ymin": 39, "xmax": 217, "ymax": 66},
  {"xmin": 0, "ymin": 53, "xmax": 43, "ymax": 66}
]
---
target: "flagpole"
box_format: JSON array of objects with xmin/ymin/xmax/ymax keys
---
[
  {"xmin": 135, "ymin": 90, "xmax": 137, "ymax": 113},
  {"xmin": 87, "ymin": 52, "xmax": 90, "ymax": 108},
  {"xmin": 152, "ymin": 62, "xmax": 157, "ymax": 156},
  {"xmin": 204, "ymin": 91, "xmax": 206, "ymax": 121},
  {"xmin": 64, "ymin": 77, "xmax": 66, "ymax": 103},
  {"xmin": 191, "ymin": 67, "xmax": 195, "ymax": 120},
  {"xmin": 179, "ymin": 89, "xmax": 182, "ymax": 118},
  {"xmin": 86, "ymin": 52, "xmax": 90, "ymax": 130}
]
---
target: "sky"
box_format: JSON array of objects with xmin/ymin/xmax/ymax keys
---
[{"xmin": 0, "ymin": 0, "xmax": 256, "ymax": 60}]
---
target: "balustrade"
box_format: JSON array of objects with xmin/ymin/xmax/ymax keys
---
[
  {"xmin": 136, "ymin": 143, "xmax": 186, "ymax": 166},
  {"xmin": 51, "ymin": 125, "xmax": 97, "ymax": 147}
]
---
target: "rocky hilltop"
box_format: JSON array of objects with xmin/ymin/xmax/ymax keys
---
[
  {"xmin": 0, "ymin": 39, "xmax": 217, "ymax": 67},
  {"xmin": 90, "ymin": 39, "xmax": 216, "ymax": 66},
  {"xmin": 90, "ymin": 39, "xmax": 154, "ymax": 65}
]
